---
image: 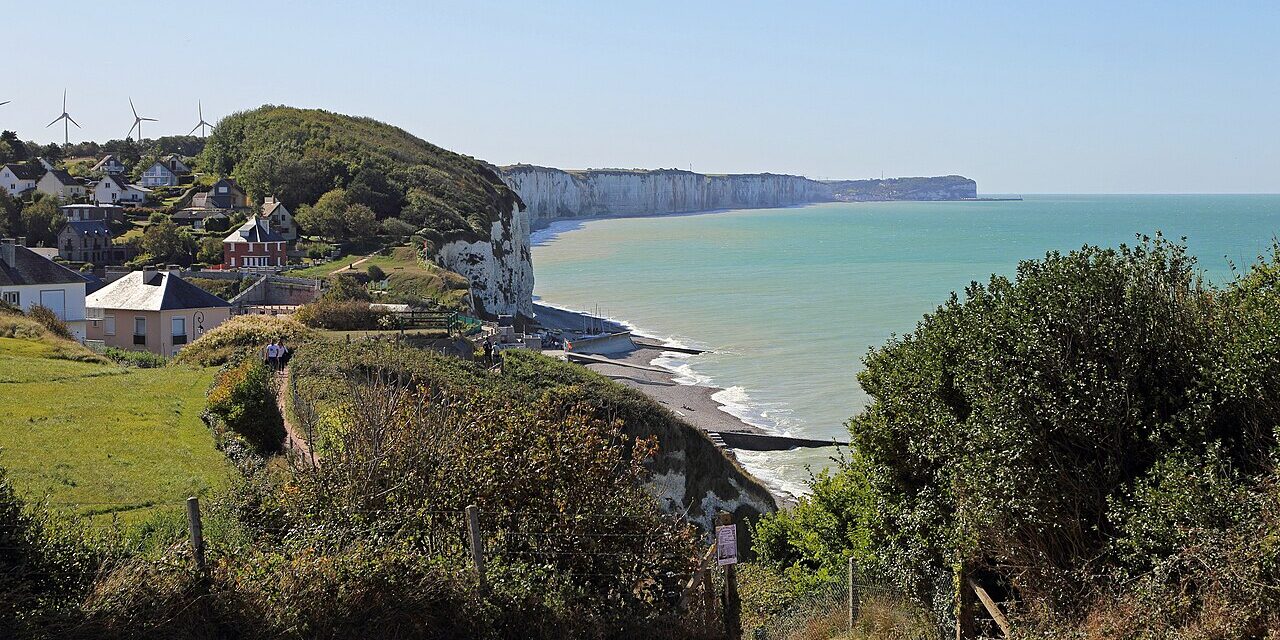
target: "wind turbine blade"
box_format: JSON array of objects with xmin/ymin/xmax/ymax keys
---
[
  {"xmin": 67, "ymin": 116, "xmax": 81, "ymax": 128},
  {"xmin": 189, "ymin": 123, "xmax": 201, "ymax": 135},
  {"xmin": 198, "ymin": 101, "xmax": 203, "ymax": 119},
  {"xmin": 47, "ymin": 115, "xmax": 63, "ymax": 128},
  {"xmin": 130, "ymin": 98, "xmax": 137, "ymax": 118},
  {"xmin": 142, "ymin": 117, "xmax": 158, "ymax": 122},
  {"xmin": 62, "ymin": 89, "xmax": 67, "ymax": 111},
  {"xmin": 128, "ymin": 122, "xmax": 138, "ymax": 139},
  {"xmin": 0, "ymin": 101, "xmax": 10, "ymax": 107}
]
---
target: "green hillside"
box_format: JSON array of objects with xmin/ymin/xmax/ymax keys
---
[{"xmin": 199, "ymin": 105, "xmax": 521, "ymax": 240}]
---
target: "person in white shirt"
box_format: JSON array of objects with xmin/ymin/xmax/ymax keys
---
[{"xmin": 265, "ymin": 342, "xmax": 279, "ymax": 370}]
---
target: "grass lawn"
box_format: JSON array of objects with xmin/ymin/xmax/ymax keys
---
[
  {"xmin": 287, "ymin": 253, "xmax": 366, "ymax": 279},
  {"xmin": 289, "ymin": 246, "xmax": 471, "ymax": 310},
  {"xmin": 0, "ymin": 338, "xmax": 230, "ymax": 523}
]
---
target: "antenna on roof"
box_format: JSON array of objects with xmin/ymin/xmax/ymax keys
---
[
  {"xmin": 188, "ymin": 101, "xmax": 212, "ymax": 137},
  {"xmin": 46, "ymin": 89, "xmax": 80, "ymax": 145},
  {"xmin": 127, "ymin": 98, "xmax": 158, "ymax": 142}
]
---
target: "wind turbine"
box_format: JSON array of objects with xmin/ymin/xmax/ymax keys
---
[
  {"xmin": 188, "ymin": 101, "xmax": 212, "ymax": 137},
  {"xmin": 46, "ymin": 89, "xmax": 80, "ymax": 144},
  {"xmin": 127, "ymin": 98, "xmax": 157, "ymax": 141},
  {"xmin": 0, "ymin": 100, "xmax": 10, "ymax": 107}
]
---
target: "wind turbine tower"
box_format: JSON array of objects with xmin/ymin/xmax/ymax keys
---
[
  {"xmin": 46, "ymin": 90, "xmax": 80, "ymax": 145},
  {"xmin": 188, "ymin": 101, "xmax": 213, "ymax": 137},
  {"xmin": 127, "ymin": 98, "xmax": 157, "ymax": 141}
]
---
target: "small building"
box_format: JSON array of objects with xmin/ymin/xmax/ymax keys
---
[
  {"xmin": 0, "ymin": 237, "xmax": 90, "ymax": 340},
  {"xmin": 139, "ymin": 155, "xmax": 191, "ymax": 187},
  {"xmin": 35, "ymin": 169, "xmax": 86, "ymax": 200},
  {"xmin": 93, "ymin": 173, "xmax": 152, "ymax": 205},
  {"xmin": 223, "ymin": 217, "xmax": 287, "ymax": 270},
  {"xmin": 202, "ymin": 178, "xmax": 248, "ymax": 210},
  {"xmin": 58, "ymin": 220, "xmax": 121, "ymax": 265},
  {"xmin": 259, "ymin": 196, "xmax": 299, "ymax": 242},
  {"xmin": 85, "ymin": 267, "xmax": 231, "ymax": 356},
  {"xmin": 61, "ymin": 203, "xmax": 123, "ymax": 224},
  {"xmin": 92, "ymin": 154, "xmax": 126, "ymax": 175},
  {"xmin": 1, "ymin": 163, "xmax": 40, "ymax": 197}
]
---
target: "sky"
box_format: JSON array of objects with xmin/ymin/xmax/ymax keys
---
[{"xmin": 4, "ymin": 1, "xmax": 1279, "ymax": 194}]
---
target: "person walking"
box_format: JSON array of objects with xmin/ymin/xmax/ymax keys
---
[
  {"xmin": 268, "ymin": 340, "xmax": 280, "ymax": 372},
  {"xmin": 482, "ymin": 338, "xmax": 493, "ymax": 365},
  {"xmin": 277, "ymin": 340, "xmax": 289, "ymax": 370},
  {"xmin": 264, "ymin": 341, "xmax": 276, "ymax": 368}
]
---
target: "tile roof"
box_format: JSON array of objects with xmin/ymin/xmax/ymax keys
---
[
  {"xmin": 3, "ymin": 163, "xmax": 41, "ymax": 180},
  {"xmin": 224, "ymin": 217, "xmax": 285, "ymax": 244},
  {"xmin": 0, "ymin": 242, "xmax": 90, "ymax": 287},
  {"xmin": 62, "ymin": 220, "xmax": 111, "ymax": 236},
  {"xmin": 86, "ymin": 271, "xmax": 230, "ymax": 311},
  {"xmin": 42, "ymin": 168, "xmax": 79, "ymax": 186}
]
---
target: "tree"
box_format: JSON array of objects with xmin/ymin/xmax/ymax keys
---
[
  {"xmin": 324, "ymin": 274, "xmax": 371, "ymax": 302},
  {"xmin": 345, "ymin": 203, "xmax": 379, "ymax": 243},
  {"xmin": 0, "ymin": 191, "xmax": 19, "ymax": 237},
  {"xmin": 294, "ymin": 188, "xmax": 348, "ymax": 241},
  {"xmin": 198, "ymin": 236, "xmax": 224, "ymax": 265},
  {"xmin": 141, "ymin": 220, "xmax": 194, "ymax": 264},
  {"xmin": 19, "ymin": 199, "xmax": 62, "ymax": 247},
  {"xmin": 0, "ymin": 131, "xmax": 28, "ymax": 163},
  {"xmin": 365, "ymin": 264, "xmax": 386, "ymax": 282}
]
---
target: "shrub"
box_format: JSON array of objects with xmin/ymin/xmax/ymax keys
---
[
  {"xmin": 103, "ymin": 347, "xmax": 167, "ymax": 368},
  {"xmin": 27, "ymin": 305, "xmax": 73, "ymax": 341},
  {"xmin": 293, "ymin": 299, "xmax": 385, "ymax": 330},
  {"xmin": 366, "ymin": 264, "xmax": 386, "ymax": 282},
  {"xmin": 174, "ymin": 315, "xmax": 315, "ymax": 367},
  {"xmin": 324, "ymin": 273, "xmax": 371, "ymax": 302},
  {"xmin": 206, "ymin": 357, "xmax": 284, "ymax": 454},
  {"xmin": 379, "ymin": 217, "xmax": 417, "ymax": 238}
]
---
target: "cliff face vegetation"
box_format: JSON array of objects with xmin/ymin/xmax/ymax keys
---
[
  {"xmin": 200, "ymin": 105, "xmax": 522, "ymax": 242},
  {"xmin": 824, "ymin": 175, "xmax": 977, "ymax": 201}
]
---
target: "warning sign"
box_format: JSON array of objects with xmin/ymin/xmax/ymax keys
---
[{"xmin": 715, "ymin": 524, "xmax": 738, "ymax": 566}]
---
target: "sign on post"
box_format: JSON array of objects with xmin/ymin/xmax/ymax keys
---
[{"xmin": 715, "ymin": 523, "xmax": 738, "ymax": 566}]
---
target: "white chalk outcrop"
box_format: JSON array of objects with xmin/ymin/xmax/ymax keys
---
[
  {"xmin": 431, "ymin": 205, "xmax": 534, "ymax": 318},
  {"xmin": 500, "ymin": 165, "xmax": 833, "ymax": 225}
]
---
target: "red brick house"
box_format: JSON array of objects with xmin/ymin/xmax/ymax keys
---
[{"xmin": 223, "ymin": 217, "xmax": 286, "ymax": 270}]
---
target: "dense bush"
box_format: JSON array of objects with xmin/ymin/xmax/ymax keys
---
[
  {"xmin": 206, "ymin": 357, "xmax": 284, "ymax": 454},
  {"xmin": 366, "ymin": 264, "xmax": 386, "ymax": 282},
  {"xmin": 323, "ymin": 273, "xmax": 371, "ymax": 302},
  {"xmin": 174, "ymin": 315, "xmax": 315, "ymax": 367},
  {"xmin": 26, "ymin": 305, "xmax": 73, "ymax": 341},
  {"xmin": 755, "ymin": 236, "xmax": 1280, "ymax": 635},
  {"xmin": 293, "ymin": 298, "xmax": 385, "ymax": 330}
]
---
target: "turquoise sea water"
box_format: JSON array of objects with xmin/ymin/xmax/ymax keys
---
[{"xmin": 530, "ymin": 195, "xmax": 1280, "ymax": 496}]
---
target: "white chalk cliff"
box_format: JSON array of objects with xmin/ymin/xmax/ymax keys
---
[
  {"xmin": 431, "ymin": 205, "xmax": 534, "ymax": 318},
  {"xmin": 499, "ymin": 166, "xmax": 833, "ymax": 225}
]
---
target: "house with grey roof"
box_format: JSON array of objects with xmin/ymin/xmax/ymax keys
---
[
  {"xmin": 93, "ymin": 173, "xmax": 151, "ymax": 205},
  {"xmin": 58, "ymin": 219, "xmax": 127, "ymax": 265},
  {"xmin": 36, "ymin": 168, "xmax": 88, "ymax": 200},
  {"xmin": 1, "ymin": 163, "xmax": 40, "ymax": 197},
  {"xmin": 223, "ymin": 217, "xmax": 287, "ymax": 270},
  {"xmin": 85, "ymin": 267, "xmax": 231, "ymax": 356},
  {"xmin": 92, "ymin": 155, "xmax": 126, "ymax": 175},
  {"xmin": 0, "ymin": 237, "xmax": 90, "ymax": 340},
  {"xmin": 260, "ymin": 196, "xmax": 299, "ymax": 241},
  {"xmin": 140, "ymin": 155, "xmax": 192, "ymax": 187}
]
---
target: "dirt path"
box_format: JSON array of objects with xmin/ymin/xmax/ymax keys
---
[
  {"xmin": 276, "ymin": 367, "xmax": 315, "ymax": 465},
  {"xmin": 328, "ymin": 256, "xmax": 371, "ymax": 276}
]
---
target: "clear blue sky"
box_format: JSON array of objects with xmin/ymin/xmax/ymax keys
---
[{"xmin": 5, "ymin": 1, "xmax": 1279, "ymax": 193}]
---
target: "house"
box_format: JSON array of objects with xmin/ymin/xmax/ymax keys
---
[
  {"xmin": 92, "ymin": 154, "xmax": 126, "ymax": 175},
  {"xmin": 0, "ymin": 237, "xmax": 90, "ymax": 340},
  {"xmin": 85, "ymin": 267, "xmax": 231, "ymax": 356},
  {"xmin": 1, "ymin": 163, "xmax": 40, "ymax": 197},
  {"xmin": 202, "ymin": 178, "xmax": 248, "ymax": 210},
  {"xmin": 173, "ymin": 208, "xmax": 230, "ymax": 232},
  {"xmin": 223, "ymin": 217, "xmax": 286, "ymax": 270},
  {"xmin": 139, "ymin": 155, "xmax": 192, "ymax": 187},
  {"xmin": 36, "ymin": 169, "xmax": 87, "ymax": 200},
  {"xmin": 259, "ymin": 196, "xmax": 299, "ymax": 241},
  {"xmin": 61, "ymin": 203, "xmax": 123, "ymax": 224},
  {"xmin": 93, "ymin": 174, "xmax": 152, "ymax": 205},
  {"xmin": 57, "ymin": 220, "xmax": 126, "ymax": 265}
]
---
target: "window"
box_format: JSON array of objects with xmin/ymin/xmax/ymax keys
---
[
  {"xmin": 104, "ymin": 315, "xmax": 115, "ymax": 335},
  {"xmin": 171, "ymin": 317, "xmax": 187, "ymax": 345},
  {"xmin": 1, "ymin": 291, "xmax": 17, "ymax": 305},
  {"xmin": 133, "ymin": 317, "xmax": 146, "ymax": 345}
]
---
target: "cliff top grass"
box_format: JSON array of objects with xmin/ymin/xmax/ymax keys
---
[
  {"xmin": 0, "ymin": 337, "xmax": 229, "ymax": 525},
  {"xmin": 289, "ymin": 245, "xmax": 471, "ymax": 310}
]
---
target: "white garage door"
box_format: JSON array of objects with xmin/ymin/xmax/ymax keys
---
[{"xmin": 39, "ymin": 289, "xmax": 66, "ymax": 320}]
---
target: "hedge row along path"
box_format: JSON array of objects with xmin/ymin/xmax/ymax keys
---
[{"xmin": 275, "ymin": 366, "xmax": 315, "ymax": 465}]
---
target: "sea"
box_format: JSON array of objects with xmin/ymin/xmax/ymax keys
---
[{"xmin": 529, "ymin": 195, "xmax": 1280, "ymax": 498}]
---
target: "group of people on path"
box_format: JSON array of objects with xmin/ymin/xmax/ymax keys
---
[{"xmin": 264, "ymin": 339, "xmax": 290, "ymax": 372}]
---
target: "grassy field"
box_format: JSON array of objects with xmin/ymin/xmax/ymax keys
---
[
  {"xmin": 289, "ymin": 246, "xmax": 472, "ymax": 310},
  {"xmin": 0, "ymin": 337, "xmax": 229, "ymax": 522}
]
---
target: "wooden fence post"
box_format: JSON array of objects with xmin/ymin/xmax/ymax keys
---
[
  {"xmin": 185, "ymin": 496, "xmax": 206, "ymax": 574},
  {"xmin": 465, "ymin": 505, "xmax": 486, "ymax": 589},
  {"xmin": 956, "ymin": 563, "xmax": 975, "ymax": 640},
  {"xmin": 968, "ymin": 578, "xmax": 1013, "ymax": 638},
  {"xmin": 719, "ymin": 511, "xmax": 742, "ymax": 640}
]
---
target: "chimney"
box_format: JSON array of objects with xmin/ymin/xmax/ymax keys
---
[
  {"xmin": 141, "ymin": 265, "xmax": 158, "ymax": 283},
  {"xmin": 0, "ymin": 238, "xmax": 14, "ymax": 267},
  {"xmin": 167, "ymin": 264, "xmax": 182, "ymax": 278},
  {"xmin": 16, "ymin": 236, "xmax": 25, "ymax": 247}
]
